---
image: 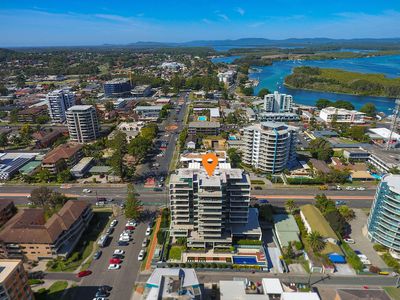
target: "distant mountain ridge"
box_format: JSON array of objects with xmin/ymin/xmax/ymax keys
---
[{"xmin": 125, "ymin": 37, "xmax": 400, "ymax": 48}]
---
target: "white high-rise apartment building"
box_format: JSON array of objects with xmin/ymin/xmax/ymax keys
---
[
  {"xmin": 46, "ymin": 89, "xmax": 75, "ymax": 123},
  {"xmin": 66, "ymin": 105, "xmax": 100, "ymax": 143},
  {"xmin": 263, "ymin": 91, "xmax": 293, "ymax": 113},
  {"xmin": 169, "ymin": 163, "xmax": 252, "ymax": 249},
  {"xmin": 242, "ymin": 122, "xmax": 298, "ymax": 173}
]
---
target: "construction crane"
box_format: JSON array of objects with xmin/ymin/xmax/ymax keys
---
[{"xmin": 387, "ymin": 99, "xmax": 400, "ymax": 150}]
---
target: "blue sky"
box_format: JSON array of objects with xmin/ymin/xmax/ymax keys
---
[{"xmin": 1, "ymin": 1, "xmax": 400, "ymax": 46}]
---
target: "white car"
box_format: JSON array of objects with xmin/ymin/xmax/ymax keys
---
[
  {"xmin": 357, "ymin": 254, "xmax": 368, "ymax": 260},
  {"xmin": 119, "ymin": 236, "xmax": 130, "ymax": 242},
  {"xmin": 142, "ymin": 239, "xmax": 149, "ymax": 247},
  {"xmin": 83, "ymin": 189, "xmax": 92, "ymax": 193},
  {"xmin": 108, "ymin": 264, "xmax": 121, "ymax": 270},
  {"xmin": 126, "ymin": 221, "xmax": 137, "ymax": 227},
  {"xmin": 114, "ymin": 249, "xmax": 125, "ymax": 255},
  {"xmin": 344, "ymin": 238, "xmax": 355, "ymax": 244},
  {"xmin": 110, "ymin": 220, "xmax": 118, "ymax": 227},
  {"xmin": 361, "ymin": 259, "xmax": 372, "ymax": 265},
  {"xmin": 138, "ymin": 250, "xmax": 146, "ymax": 261},
  {"xmin": 145, "ymin": 227, "xmax": 152, "ymax": 236},
  {"xmin": 357, "ymin": 187, "xmax": 366, "ymax": 191}
]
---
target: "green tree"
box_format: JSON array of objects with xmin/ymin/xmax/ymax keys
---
[
  {"xmin": 316, "ymin": 99, "xmax": 332, "ymax": 110},
  {"xmin": 241, "ymin": 86, "xmax": 254, "ymax": 96},
  {"xmin": 309, "ymin": 138, "xmax": 333, "ymax": 162},
  {"xmin": 0, "ymin": 133, "xmax": 8, "ymax": 150},
  {"xmin": 325, "ymin": 209, "xmax": 345, "ymax": 235},
  {"xmin": 35, "ymin": 168, "xmax": 53, "ymax": 183},
  {"xmin": 30, "ymin": 186, "xmax": 53, "ymax": 207},
  {"xmin": 315, "ymin": 194, "xmax": 336, "ymax": 214},
  {"xmin": 257, "ymin": 88, "xmax": 270, "ymax": 98},
  {"xmin": 57, "ymin": 169, "xmax": 72, "ymax": 183},
  {"xmin": 359, "ymin": 103, "xmax": 377, "ymax": 117},
  {"xmin": 125, "ymin": 184, "xmax": 142, "ymax": 220},
  {"xmin": 306, "ymin": 231, "xmax": 326, "ymax": 252},
  {"xmin": 338, "ymin": 205, "xmax": 356, "ymax": 222},
  {"xmin": 105, "ymin": 101, "xmax": 115, "ymax": 112},
  {"xmin": 227, "ymin": 148, "xmax": 242, "ymax": 168},
  {"xmin": 285, "ymin": 199, "xmax": 297, "ymax": 214}
]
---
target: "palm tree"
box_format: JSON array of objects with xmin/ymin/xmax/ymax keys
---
[
  {"xmin": 285, "ymin": 199, "xmax": 297, "ymax": 214},
  {"xmin": 306, "ymin": 231, "xmax": 326, "ymax": 253}
]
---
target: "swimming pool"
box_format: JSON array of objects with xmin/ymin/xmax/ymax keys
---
[
  {"xmin": 233, "ymin": 256, "xmax": 258, "ymax": 265},
  {"xmin": 228, "ymin": 136, "xmax": 237, "ymax": 140},
  {"xmin": 371, "ymin": 173, "xmax": 382, "ymax": 180},
  {"xmin": 198, "ymin": 116, "xmax": 207, "ymax": 121}
]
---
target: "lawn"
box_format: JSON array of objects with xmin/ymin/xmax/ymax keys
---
[
  {"xmin": 168, "ymin": 246, "xmax": 183, "ymax": 260},
  {"xmin": 35, "ymin": 281, "xmax": 68, "ymax": 300},
  {"xmin": 384, "ymin": 287, "xmax": 400, "ymax": 300},
  {"xmin": 47, "ymin": 211, "xmax": 111, "ymax": 272}
]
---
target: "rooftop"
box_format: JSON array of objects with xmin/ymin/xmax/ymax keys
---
[
  {"xmin": 42, "ymin": 143, "xmax": 83, "ymax": 164},
  {"xmin": 0, "ymin": 260, "xmax": 21, "ymax": 283},
  {"xmin": 273, "ymin": 214, "xmax": 300, "ymax": 233},
  {"xmin": 382, "ymin": 174, "xmax": 400, "ymax": 194},
  {"xmin": 67, "ymin": 105, "xmax": 94, "ymax": 112},
  {"xmin": 336, "ymin": 288, "xmax": 392, "ymax": 300},
  {"xmin": 189, "ymin": 121, "xmax": 220, "ymax": 128},
  {"xmin": 0, "ymin": 200, "xmax": 90, "ymax": 244}
]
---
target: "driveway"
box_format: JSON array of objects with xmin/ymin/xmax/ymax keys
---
[{"xmin": 348, "ymin": 209, "xmax": 387, "ymax": 269}]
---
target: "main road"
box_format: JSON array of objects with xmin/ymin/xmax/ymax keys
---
[{"xmin": 0, "ymin": 185, "xmax": 375, "ymax": 208}]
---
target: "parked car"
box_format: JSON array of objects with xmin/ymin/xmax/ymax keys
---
[
  {"xmin": 344, "ymin": 238, "xmax": 355, "ymax": 244},
  {"xmin": 114, "ymin": 249, "xmax": 125, "ymax": 255},
  {"xmin": 357, "ymin": 187, "xmax": 366, "ymax": 191},
  {"xmin": 138, "ymin": 250, "xmax": 146, "ymax": 261},
  {"xmin": 125, "ymin": 226, "xmax": 135, "ymax": 231},
  {"xmin": 119, "ymin": 236, "xmax": 130, "ymax": 242},
  {"xmin": 117, "ymin": 241, "xmax": 129, "ymax": 246},
  {"xmin": 145, "ymin": 227, "xmax": 152, "ymax": 236},
  {"xmin": 106, "ymin": 227, "xmax": 114, "ymax": 235},
  {"xmin": 109, "ymin": 258, "xmax": 122, "ymax": 264},
  {"xmin": 112, "ymin": 254, "xmax": 124, "ymax": 259},
  {"xmin": 110, "ymin": 220, "xmax": 118, "ymax": 227},
  {"xmin": 77, "ymin": 270, "xmax": 92, "ymax": 278},
  {"xmin": 93, "ymin": 250, "xmax": 102, "ymax": 260},
  {"xmin": 142, "ymin": 238, "xmax": 149, "ymax": 247},
  {"xmin": 95, "ymin": 289, "xmax": 108, "ymax": 298},
  {"xmin": 108, "ymin": 264, "xmax": 121, "ymax": 270}
]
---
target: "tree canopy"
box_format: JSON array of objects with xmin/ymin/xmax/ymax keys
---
[{"xmin": 309, "ymin": 138, "xmax": 333, "ymax": 162}]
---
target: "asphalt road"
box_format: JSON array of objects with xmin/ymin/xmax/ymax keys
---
[
  {"xmin": 66, "ymin": 213, "xmax": 151, "ymax": 300},
  {"xmin": 0, "ymin": 184, "xmax": 375, "ymax": 208}
]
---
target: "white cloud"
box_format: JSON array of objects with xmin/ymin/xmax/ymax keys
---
[
  {"xmin": 217, "ymin": 14, "xmax": 229, "ymax": 21},
  {"xmin": 236, "ymin": 7, "xmax": 245, "ymax": 16},
  {"xmin": 202, "ymin": 18, "xmax": 213, "ymax": 24}
]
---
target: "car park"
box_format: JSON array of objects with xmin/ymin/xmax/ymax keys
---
[
  {"xmin": 108, "ymin": 264, "xmax": 121, "ymax": 270},
  {"xmin": 77, "ymin": 270, "xmax": 92, "ymax": 278},
  {"xmin": 138, "ymin": 250, "xmax": 146, "ymax": 261},
  {"xmin": 93, "ymin": 250, "xmax": 102, "ymax": 260}
]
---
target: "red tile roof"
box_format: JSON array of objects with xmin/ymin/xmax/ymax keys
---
[{"xmin": 42, "ymin": 143, "xmax": 83, "ymax": 164}]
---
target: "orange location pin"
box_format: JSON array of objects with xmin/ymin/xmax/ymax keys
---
[{"xmin": 202, "ymin": 153, "xmax": 218, "ymax": 176}]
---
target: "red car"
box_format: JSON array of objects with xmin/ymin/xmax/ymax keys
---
[
  {"xmin": 109, "ymin": 258, "xmax": 122, "ymax": 264},
  {"xmin": 125, "ymin": 226, "xmax": 135, "ymax": 230},
  {"xmin": 77, "ymin": 270, "xmax": 92, "ymax": 278}
]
